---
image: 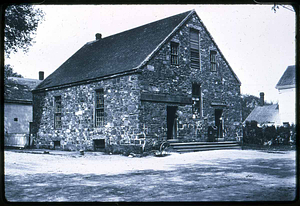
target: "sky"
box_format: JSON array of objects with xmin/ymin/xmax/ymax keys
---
[{"xmin": 4, "ymin": 4, "xmax": 296, "ymax": 103}]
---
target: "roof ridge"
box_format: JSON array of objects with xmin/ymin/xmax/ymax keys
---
[
  {"xmin": 8, "ymin": 77, "xmax": 41, "ymax": 81},
  {"xmin": 35, "ymin": 10, "xmax": 195, "ymax": 90},
  {"xmin": 84, "ymin": 10, "xmax": 194, "ymax": 47},
  {"xmin": 101, "ymin": 10, "xmax": 193, "ymax": 41}
]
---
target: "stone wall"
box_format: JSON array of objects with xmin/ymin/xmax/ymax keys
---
[
  {"xmin": 139, "ymin": 13, "xmax": 242, "ymax": 141},
  {"xmin": 32, "ymin": 74, "xmax": 142, "ymax": 151}
]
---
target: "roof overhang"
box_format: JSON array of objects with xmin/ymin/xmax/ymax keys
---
[
  {"xmin": 33, "ymin": 69, "xmax": 139, "ymax": 93},
  {"xmin": 5, "ymin": 99, "xmax": 32, "ymax": 105},
  {"xmin": 275, "ymin": 84, "xmax": 295, "ymax": 90}
]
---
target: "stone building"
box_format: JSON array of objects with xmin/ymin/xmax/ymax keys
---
[{"xmin": 32, "ymin": 10, "xmax": 242, "ymax": 151}]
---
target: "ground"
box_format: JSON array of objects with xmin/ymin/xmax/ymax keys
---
[{"xmin": 4, "ymin": 149, "xmax": 297, "ymax": 202}]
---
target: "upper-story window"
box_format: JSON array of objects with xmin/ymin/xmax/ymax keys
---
[
  {"xmin": 54, "ymin": 96, "xmax": 62, "ymax": 129},
  {"xmin": 95, "ymin": 89, "xmax": 104, "ymax": 127},
  {"xmin": 170, "ymin": 42, "xmax": 179, "ymax": 65},
  {"xmin": 190, "ymin": 29, "xmax": 200, "ymax": 69},
  {"xmin": 192, "ymin": 83, "xmax": 202, "ymax": 118},
  {"xmin": 210, "ymin": 50, "xmax": 217, "ymax": 71}
]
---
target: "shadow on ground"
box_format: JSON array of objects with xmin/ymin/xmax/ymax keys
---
[{"xmin": 5, "ymin": 156, "xmax": 296, "ymax": 202}]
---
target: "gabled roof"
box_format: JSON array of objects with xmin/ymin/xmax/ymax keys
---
[
  {"xmin": 35, "ymin": 9, "xmax": 241, "ymax": 91},
  {"xmin": 276, "ymin": 65, "xmax": 296, "ymax": 89},
  {"xmin": 5, "ymin": 77, "xmax": 42, "ymax": 103},
  {"xmin": 35, "ymin": 10, "xmax": 194, "ymax": 90},
  {"xmin": 244, "ymin": 104, "xmax": 280, "ymax": 126}
]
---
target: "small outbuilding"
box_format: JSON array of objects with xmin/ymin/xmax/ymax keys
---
[
  {"xmin": 244, "ymin": 92, "xmax": 280, "ymax": 127},
  {"xmin": 4, "ymin": 74, "xmax": 43, "ymax": 147}
]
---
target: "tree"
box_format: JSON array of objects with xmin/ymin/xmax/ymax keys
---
[
  {"xmin": 4, "ymin": 4, "xmax": 44, "ymax": 58},
  {"xmin": 241, "ymin": 94, "xmax": 272, "ymax": 122},
  {"xmin": 271, "ymin": 4, "xmax": 297, "ymax": 13},
  {"xmin": 4, "ymin": 64, "xmax": 23, "ymax": 79}
]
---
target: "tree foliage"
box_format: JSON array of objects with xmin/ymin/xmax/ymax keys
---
[
  {"xmin": 4, "ymin": 4, "xmax": 44, "ymax": 58},
  {"xmin": 4, "ymin": 64, "xmax": 23, "ymax": 79},
  {"xmin": 271, "ymin": 4, "xmax": 296, "ymax": 13},
  {"xmin": 4, "ymin": 64, "xmax": 24, "ymax": 99},
  {"xmin": 241, "ymin": 94, "xmax": 272, "ymax": 122},
  {"xmin": 243, "ymin": 121, "xmax": 295, "ymax": 146}
]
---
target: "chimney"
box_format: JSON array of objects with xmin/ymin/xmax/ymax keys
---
[
  {"xmin": 39, "ymin": 71, "xmax": 44, "ymax": 80},
  {"xmin": 259, "ymin": 92, "xmax": 264, "ymax": 106},
  {"xmin": 95, "ymin": 33, "xmax": 102, "ymax": 40}
]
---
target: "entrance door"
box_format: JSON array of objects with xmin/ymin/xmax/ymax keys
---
[
  {"xmin": 167, "ymin": 106, "xmax": 178, "ymax": 140},
  {"xmin": 215, "ymin": 109, "xmax": 223, "ymax": 138}
]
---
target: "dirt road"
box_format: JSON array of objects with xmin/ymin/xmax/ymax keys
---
[{"xmin": 4, "ymin": 149, "xmax": 296, "ymax": 202}]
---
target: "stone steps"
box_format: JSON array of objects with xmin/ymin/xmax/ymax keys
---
[{"xmin": 168, "ymin": 141, "xmax": 241, "ymax": 153}]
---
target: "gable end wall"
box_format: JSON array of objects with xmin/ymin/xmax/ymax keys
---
[{"xmin": 139, "ymin": 13, "xmax": 242, "ymax": 141}]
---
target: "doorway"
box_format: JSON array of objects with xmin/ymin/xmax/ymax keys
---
[
  {"xmin": 167, "ymin": 106, "xmax": 178, "ymax": 140},
  {"xmin": 215, "ymin": 109, "xmax": 223, "ymax": 138},
  {"xmin": 53, "ymin": 141, "xmax": 61, "ymax": 149}
]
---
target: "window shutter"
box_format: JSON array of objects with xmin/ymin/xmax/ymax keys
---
[{"xmin": 190, "ymin": 29, "xmax": 200, "ymax": 69}]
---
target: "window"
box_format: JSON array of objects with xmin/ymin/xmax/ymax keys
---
[
  {"xmin": 190, "ymin": 29, "xmax": 200, "ymax": 69},
  {"xmin": 95, "ymin": 89, "xmax": 104, "ymax": 127},
  {"xmin": 210, "ymin": 50, "xmax": 217, "ymax": 71},
  {"xmin": 54, "ymin": 96, "xmax": 62, "ymax": 129},
  {"xmin": 192, "ymin": 83, "xmax": 202, "ymax": 118},
  {"xmin": 170, "ymin": 42, "xmax": 179, "ymax": 65}
]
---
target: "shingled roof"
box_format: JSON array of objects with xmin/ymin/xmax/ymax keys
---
[
  {"xmin": 5, "ymin": 77, "xmax": 42, "ymax": 103},
  {"xmin": 276, "ymin": 65, "xmax": 296, "ymax": 89},
  {"xmin": 244, "ymin": 104, "xmax": 280, "ymax": 126},
  {"xmin": 35, "ymin": 10, "xmax": 194, "ymax": 90},
  {"xmin": 35, "ymin": 9, "xmax": 241, "ymax": 91}
]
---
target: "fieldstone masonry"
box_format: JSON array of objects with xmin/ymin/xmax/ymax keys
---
[
  {"xmin": 33, "ymin": 74, "xmax": 141, "ymax": 151},
  {"xmin": 32, "ymin": 12, "xmax": 242, "ymax": 152},
  {"xmin": 139, "ymin": 13, "xmax": 242, "ymax": 141}
]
